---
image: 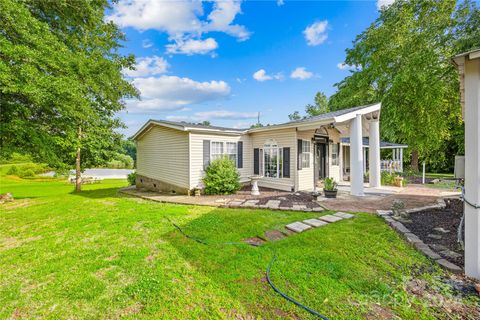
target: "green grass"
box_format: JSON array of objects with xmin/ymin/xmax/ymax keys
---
[{"xmin": 0, "ymin": 170, "xmax": 474, "ymax": 319}]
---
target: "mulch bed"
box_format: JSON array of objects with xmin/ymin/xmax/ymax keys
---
[
  {"xmin": 255, "ymin": 192, "xmax": 322, "ymax": 209},
  {"xmin": 403, "ymin": 198, "xmax": 464, "ymax": 267}
]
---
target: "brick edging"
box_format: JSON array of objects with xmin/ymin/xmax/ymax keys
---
[{"xmin": 377, "ymin": 199, "xmax": 463, "ymax": 274}]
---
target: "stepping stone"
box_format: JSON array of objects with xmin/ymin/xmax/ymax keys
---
[
  {"xmin": 318, "ymin": 215, "xmax": 343, "ymax": 223},
  {"xmin": 312, "ymin": 206, "xmax": 324, "ymax": 212},
  {"xmin": 303, "ymin": 219, "xmax": 328, "ymax": 228},
  {"xmin": 242, "ymin": 200, "xmax": 259, "ymax": 207},
  {"xmin": 334, "ymin": 212, "xmax": 354, "ymax": 219},
  {"xmin": 292, "ymin": 204, "xmax": 307, "ymax": 211},
  {"xmin": 228, "ymin": 201, "xmax": 244, "ymax": 207},
  {"xmin": 427, "ymin": 234, "xmax": 443, "ymax": 240},
  {"xmin": 243, "ymin": 237, "xmax": 265, "ymax": 247},
  {"xmin": 264, "ymin": 230, "xmax": 286, "ymax": 241},
  {"xmin": 285, "ymin": 222, "xmax": 312, "ymax": 233},
  {"xmin": 433, "ymin": 227, "xmax": 450, "ymax": 234},
  {"xmin": 436, "ymin": 259, "xmax": 462, "ymax": 273},
  {"xmin": 265, "ymin": 200, "xmax": 280, "ymax": 209},
  {"xmin": 278, "ymin": 197, "xmax": 287, "ymax": 200},
  {"xmin": 376, "ymin": 210, "xmax": 392, "ymax": 216}
]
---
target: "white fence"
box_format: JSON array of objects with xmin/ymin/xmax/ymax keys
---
[{"xmin": 381, "ymin": 160, "xmax": 403, "ymax": 173}]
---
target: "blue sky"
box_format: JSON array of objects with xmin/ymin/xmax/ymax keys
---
[{"xmin": 108, "ymin": 0, "xmax": 390, "ymax": 137}]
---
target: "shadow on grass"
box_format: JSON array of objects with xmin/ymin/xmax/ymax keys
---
[{"xmin": 70, "ymin": 188, "xmax": 123, "ymax": 199}]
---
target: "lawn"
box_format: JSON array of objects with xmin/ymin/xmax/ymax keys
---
[{"xmin": 0, "ymin": 171, "xmax": 477, "ymax": 319}]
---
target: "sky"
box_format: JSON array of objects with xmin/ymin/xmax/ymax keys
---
[{"xmin": 107, "ymin": 0, "xmax": 394, "ymax": 137}]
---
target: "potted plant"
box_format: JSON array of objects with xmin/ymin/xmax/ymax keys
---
[{"xmin": 323, "ymin": 177, "xmax": 338, "ymax": 198}]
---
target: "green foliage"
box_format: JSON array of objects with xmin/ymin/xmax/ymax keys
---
[
  {"xmin": 203, "ymin": 157, "xmax": 241, "ymax": 195},
  {"xmin": 121, "ymin": 139, "xmax": 137, "ymax": 163},
  {"xmin": 127, "ymin": 171, "xmax": 136, "ymax": 186},
  {"xmin": 106, "ymin": 153, "xmax": 134, "ymax": 169},
  {"xmin": 0, "ymin": 153, "xmax": 32, "ymax": 164},
  {"xmin": 5, "ymin": 163, "xmax": 48, "ymax": 178},
  {"xmin": 381, "ymin": 171, "xmax": 400, "ymax": 186},
  {"xmin": 6, "ymin": 165, "xmax": 19, "ymax": 176},
  {"xmin": 0, "ymin": 0, "xmax": 138, "ymax": 174},
  {"xmin": 323, "ymin": 177, "xmax": 338, "ymax": 191},
  {"xmin": 328, "ymin": 0, "xmax": 480, "ymax": 171},
  {"xmin": 288, "ymin": 91, "xmax": 330, "ymax": 120}
]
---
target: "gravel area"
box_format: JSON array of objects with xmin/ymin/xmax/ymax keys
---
[{"xmin": 403, "ymin": 199, "xmax": 464, "ymax": 267}]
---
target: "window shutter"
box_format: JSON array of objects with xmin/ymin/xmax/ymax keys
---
[
  {"xmin": 297, "ymin": 139, "xmax": 303, "ymax": 170},
  {"xmin": 283, "ymin": 147, "xmax": 290, "ymax": 178},
  {"xmin": 203, "ymin": 140, "xmax": 210, "ymax": 170},
  {"xmin": 253, "ymin": 148, "xmax": 259, "ymax": 175},
  {"xmin": 237, "ymin": 141, "xmax": 243, "ymax": 168}
]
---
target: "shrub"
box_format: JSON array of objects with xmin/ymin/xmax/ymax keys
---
[
  {"xmin": 323, "ymin": 177, "xmax": 338, "ymax": 191},
  {"xmin": 127, "ymin": 171, "xmax": 136, "ymax": 186},
  {"xmin": 203, "ymin": 157, "xmax": 240, "ymax": 195},
  {"xmin": 6, "ymin": 165, "xmax": 19, "ymax": 176},
  {"xmin": 20, "ymin": 169, "xmax": 36, "ymax": 178}
]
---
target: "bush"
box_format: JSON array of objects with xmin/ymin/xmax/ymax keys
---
[
  {"xmin": 203, "ymin": 157, "xmax": 240, "ymax": 195},
  {"xmin": 127, "ymin": 171, "xmax": 136, "ymax": 186},
  {"xmin": 20, "ymin": 169, "xmax": 36, "ymax": 178},
  {"xmin": 5, "ymin": 163, "xmax": 48, "ymax": 178},
  {"xmin": 6, "ymin": 165, "xmax": 19, "ymax": 176},
  {"xmin": 106, "ymin": 153, "xmax": 134, "ymax": 169},
  {"xmin": 323, "ymin": 177, "xmax": 337, "ymax": 191}
]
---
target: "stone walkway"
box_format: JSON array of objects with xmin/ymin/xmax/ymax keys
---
[
  {"xmin": 285, "ymin": 212, "xmax": 354, "ymax": 233},
  {"xmin": 120, "ymin": 185, "xmax": 457, "ymax": 213}
]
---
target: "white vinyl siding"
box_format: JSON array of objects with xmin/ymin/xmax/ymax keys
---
[
  {"xmin": 189, "ymin": 132, "xmax": 252, "ymax": 189},
  {"xmin": 296, "ymin": 130, "xmax": 315, "ymax": 191},
  {"xmin": 136, "ymin": 125, "xmax": 189, "ymax": 188}
]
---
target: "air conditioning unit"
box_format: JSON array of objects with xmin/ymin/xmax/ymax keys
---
[{"xmin": 454, "ymin": 155, "xmax": 465, "ymax": 179}]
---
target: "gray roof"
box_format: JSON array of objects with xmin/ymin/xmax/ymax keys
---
[
  {"xmin": 341, "ymin": 137, "xmax": 408, "ymax": 148},
  {"xmin": 151, "ymin": 119, "xmax": 247, "ymax": 132}
]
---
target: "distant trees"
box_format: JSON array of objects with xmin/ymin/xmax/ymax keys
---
[
  {"xmin": 0, "ymin": 0, "xmax": 138, "ymax": 191},
  {"xmin": 328, "ymin": 0, "xmax": 480, "ymax": 172},
  {"xmin": 288, "ymin": 92, "xmax": 330, "ymax": 120}
]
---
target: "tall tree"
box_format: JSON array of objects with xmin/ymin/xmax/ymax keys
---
[
  {"xmin": 328, "ymin": 0, "xmax": 479, "ymax": 171},
  {"xmin": 0, "ymin": 0, "xmax": 138, "ymax": 190},
  {"xmin": 288, "ymin": 91, "xmax": 330, "ymax": 120}
]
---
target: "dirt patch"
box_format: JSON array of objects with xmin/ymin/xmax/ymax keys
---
[
  {"xmin": 242, "ymin": 237, "xmax": 265, "ymax": 247},
  {"xmin": 263, "ymin": 230, "xmax": 286, "ymax": 241},
  {"xmin": 365, "ymin": 304, "xmax": 398, "ymax": 319},
  {"xmin": 117, "ymin": 302, "xmax": 143, "ymax": 318},
  {"xmin": 403, "ymin": 199, "xmax": 464, "ymax": 267},
  {"xmin": 1, "ymin": 199, "xmax": 35, "ymax": 210},
  {"xmin": 11, "ymin": 307, "xmax": 30, "ymax": 319},
  {"xmin": 104, "ymin": 254, "xmax": 118, "ymax": 261},
  {"xmin": 0, "ymin": 235, "xmax": 42, "ymax": 251}
]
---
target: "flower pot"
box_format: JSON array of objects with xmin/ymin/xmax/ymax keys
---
[
  {"xmin": 311, "ymin": 192, "xmax": 320, "ymax": 201},
  {"xmin": 394, "ymin": 176, "xmax": 404, "ymax": 187},
  {"xmin": 323, "ymin": 189, "xmax": 338, "ymax": 198}
]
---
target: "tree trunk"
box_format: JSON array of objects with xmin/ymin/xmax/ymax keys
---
[
  {"xmin": 75, "ymin": 127, "xmax": 82, "ymax": 192},
  {"xmin": 411, "ymin": 149, "xmax": 419, "ymax": 172}
]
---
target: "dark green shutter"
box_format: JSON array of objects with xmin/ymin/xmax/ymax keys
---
[
  {"xmin": 203, "ymin": 140, "xmax": 210, "ymax": 170},
  {"xmin": 253, "ymin": 148, "xmax": 259, "ymax": 175},
  {"xmin": 237, "ymin": 142, "xmax": 243, "ymax": 168},
  {"xmin": 297, "ymin": 139, "xmax": 303, "ymax": 170},
  {"xmin": 283, "ymin": 147, "xmax": 290, "ymax": 178}
]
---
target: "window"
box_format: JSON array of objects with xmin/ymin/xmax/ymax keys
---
[
  {"xmin": 211, "ymin": 142, "xmax": 224, "ymax": 161},
  {"xmin": 211, "ymin": 141, "xmax": 237, "ymax": 165},
  {"xmin": 226, "ymin": 142, "xmax": 237, "ymax": 165},
  {"xmin": 301, "ymin": 140, "xmax": 311, "ymax": 168},
  {"xmin": 264, "ymin": 140, "xmax": 283, "ymax": 178},
  {"xmin": 331, "ymin": 143, "xmax": 339, "ymax": 166}
]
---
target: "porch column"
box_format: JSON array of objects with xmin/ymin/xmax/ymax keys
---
[
  {"xmin": 369, "ymin": 119, "xmax": 381, "ymax": 187},
  {"xmin": 463, "ymin": 54, "xmax": 480, "ymax": 279},
  {"xmin": 350, "ymin": 114, "xmax": 364, "ymax": 196}
]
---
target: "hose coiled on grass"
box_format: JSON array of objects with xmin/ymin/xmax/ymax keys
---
[{"xmin": 165, "ymin": 216, "xmax": 330, "ymax": 319}]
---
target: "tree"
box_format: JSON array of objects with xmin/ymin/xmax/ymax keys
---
[
  {"xmin": 288, "ymin": 91, "xmax": 330, "ymax": 120},
  {"xmin": 328, "ymin": 0, "xmax": 480, "ymax": 171},
  {"xmin": 199, "ymin": 121, "xmax": 211, "ymax": 126},
  {"xmin": 0, "ymin": 0, "xmax": 138, "ymax": 191}
]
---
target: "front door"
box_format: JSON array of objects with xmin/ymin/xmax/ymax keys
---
[{"xmin": 316, "ymin": 143, "xmax": 328, "ymax": 179}]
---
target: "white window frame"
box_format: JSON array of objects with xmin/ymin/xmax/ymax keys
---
[
  {"xmin": 301, "ymin": 140, "xmax": 311, "ymax": 168},
  {"xmin": 210, "ymin": 141, "xmax": 237, "ymax": 166},
  {"xmin": 331, "ymin": 143, "xmax": 339, "ymax": 166},
  {"xmin": 263, "ymin": 139, "xmax": 283, "ymax": 179}
]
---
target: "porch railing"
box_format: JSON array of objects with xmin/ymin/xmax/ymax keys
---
[{"xmin": 381, "ymin": 160, "xmax": 403, "ymax": 173}]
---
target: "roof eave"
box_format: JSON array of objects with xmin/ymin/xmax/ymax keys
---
[{"xmin": 333, "ymin": 103, "xmax": 381, "ymax": 123}]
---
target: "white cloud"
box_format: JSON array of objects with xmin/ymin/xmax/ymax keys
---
[
  {"xmin": 253, "ymin": 69, "xmax": 283, "ymax": 82},
  {"xmin": 123, "ymin": 56, "xmax": 169, "ymax": 77},
  {"xmin": 303, "ymin": 20, "xmax": 329, "ymax": 46},
  {"xmin": 107, "ymin": 0, "xmax": 250, "ymax": 55},
  {"xmin": 166, "ymin": 37, "xmax": 218, "ymax": 55},
  {"xmin": 277, "ymin": 0, "xmax": 285, "ymax": 7},
  {"xmin": 377, "ymin": 0, "xmax": 395, "ymax": 10},
  {"xmin": 142, "ymin": 39, "xmax": 153, "ymax": 48},
  {"xmin": 290, "ymin": 67, "xmax": 313, "ymax": 80},
  {"xmin": 167, "ymin": 110, "xmax": 257, "ymax": 122},
  {"xmin": 126, "ymin": 76, "xmax": 231, "ymax": 113}
]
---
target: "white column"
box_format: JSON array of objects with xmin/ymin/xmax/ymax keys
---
[
  {"xmin": 350, "ymin": 114, "xmax": 364, "ymax": 196},
  {"xmin": 400, "ymin": 148, "xmax": 403, "ymax": 172},
  {"xmin": 363, "ymin": 148, "xmax": 367, "ymax": 174},
  {"xmin": 464, "ymin": 55, "xmax": 480, "ymax": 279},
  {"xmin": 369, "ymin": 119, "xmax": 381, "ymax": 187}
]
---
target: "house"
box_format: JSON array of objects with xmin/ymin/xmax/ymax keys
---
[
  {"xmin": 452, "ymin": 48, "xmax": 480, "ymax": 280},
  {"xmin": 132, "ymin": 103, "xmax": 406, "ymax": 196}
]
